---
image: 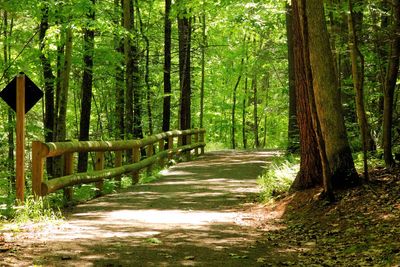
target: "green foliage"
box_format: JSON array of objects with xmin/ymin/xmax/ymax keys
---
[
  {"xmin": 257, "ymin": 154, "xmax": 299, "ymax": 201},
  {"xmin": 353, "ymin": 151, "xmax": 385, "ymax": 172},
  {"xmin": 11, "ymin": 197, "xmax": 63, "ymax": 224}
]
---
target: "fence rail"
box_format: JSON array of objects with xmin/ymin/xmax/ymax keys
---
[{"xmin": 32, "ymin": 128, "xmax": 205, "ymax": 198}]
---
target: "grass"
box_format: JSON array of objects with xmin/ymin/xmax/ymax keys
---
[
  {"xmin": 11, "ymin": 196, "xmax": 63, "ymax": 225},
  {"xmin": 257, "ymin": 153, "xmax": 299, "ymax": 201}
]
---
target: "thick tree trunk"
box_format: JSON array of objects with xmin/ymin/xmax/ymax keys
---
[
  {"xmin": 162, "ymin": 0, "xmax": 172, "ymax": 132},
  {"xmin": 286, "ymin": 3, "xmax": 299, "ymax": 153},
  {"xmin": 290, "ymin": 0, "xmax": 323, "ymax": 191},
  {"xmin": 306, "ymin": 0, "xmax": 359, "ymax": 188},
  {"xmin": 178, "ymin": 13, "xmax": 192, "ymax": 136},
  {"xmin": 78, "ymin": 0, "xmax": 95, "ymax": 173},
  {"xmin": 382, "ymin": 0, "xmax": 400, "ymax": 168}
]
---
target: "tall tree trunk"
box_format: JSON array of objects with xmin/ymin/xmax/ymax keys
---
[
  {"xmin": 56, "ymin": 27, "xmax": 73, "ymax": 142},
  {"xmin": 200, "ymin": 7, "xmax": 206, "ymax": 129},
  {"xmin": 114, "ymin": 0, "xmax": 125, "ymax": 140},
  {"xmin": 135, "ymin": 0, "xmax": 153, "ymax": 135},
  {"xmin": 286, "ymin": 3, "xmax": 299, "ymax": 153},
  {"xmin": 39, "ymin": 4, "xmax": 56, "ymax": 176},
  {"xmin": 290, "ymin": 0, "xmax": 322, "ymax": 191},
  {"xmin": 252, "ymin": 75, "xmax": 260, "ymax": 148},
  {"xmin": 78, "ymin": 0, "xmax": 95, "ymax": 173},
  {"xmin": 382, "ymin": 0, "xmax": 400, "ymax": 168},
  {"xmin": 162, "ymin": 0, "xmax": 172, "ymax": 132},
  {"xmin": 53, "ymin": 26, "xmax": 73, "ymax": 178},
  {"xmin": 306, "ymin": 0, "xmax": 359, "ymax": 188},
  {"xmin": 124, "ymin": 0, "xmax": 134, "ymax": 141},
  {"xmin": 178, "ymin": 11, "xmax": 192, "ymax": 136},
  {"xmin": 262, "ymin": 74, "xmax": 270, "ymax": 148},
  {"xmin": 242, "ymin": 76, "xmax": 248, "ymax": 149},
  {"xmin": 3, "ymin": 11, "xmax": 15, "ymax": 192},
  {"xmin": 348, "ymin": 0, "xmax": 372, "ymax": 179},
  {"xmin": 231, "ymin": 60, "xmax": 243, "ymax": 149}
]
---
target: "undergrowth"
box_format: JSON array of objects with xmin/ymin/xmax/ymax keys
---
[
  {"xmin": 8, "ymin": 196, "xmax": 63, "ymax": 225},
  {"xmin": 258, "ymin": 153, "xmax": 299, "ymax": 201}
]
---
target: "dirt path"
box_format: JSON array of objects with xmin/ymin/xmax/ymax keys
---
[{"xmin": 1, "ymin": 150, "xmax": 280, "ymax": 267}]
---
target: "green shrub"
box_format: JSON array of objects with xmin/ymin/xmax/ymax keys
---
[{"xmin": 258, "ymin": 154, "xmax": 299, "ymax": 201}]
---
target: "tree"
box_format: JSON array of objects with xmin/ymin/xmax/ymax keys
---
[
  {"xmin": 231, "ymin": 58, "xmax": 243, "ymax": 149},
  {"xmin": 78, "ymin": 0, "xmax": 96, "ymax": 173},
  {"xmin": 114, "ymin": 0, "xmax": 125, "ymax": 140},
  {"xmin": 39, "ymin": 3, "xmax": 56, "ymax": 176},
  {"xmin": 306, "ymin": 0, "xmax": 359, "ymax": 188},
  {"xmin": 382, "ymin": 0, "xmax": 400, "ymax": 168},
  {"xmin": 286, "ymin": 3, "xmax": 299, "ymax": 153},
  {"xmin": 348, "ymin": 0, "xmax": 372, "ymax": 179},
  {"xmin": 162, "ymin": 0, "xmax": 172, "ymax": 132},
  {"xmin": 289, "ymin": 0, "xmax": 322, "ymax": 191},
  {"xmin": 178, "ymin": 6, "xmax": 192, "ymax": 134}
]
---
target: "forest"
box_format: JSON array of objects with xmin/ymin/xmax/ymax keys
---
[{"xmin": 0, "ymin": 0, "xmax": 399, "ymax": 265}]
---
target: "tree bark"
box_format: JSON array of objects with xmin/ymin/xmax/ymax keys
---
[
  {"xmin": 382, "ymin": 0, "xmax": 400, "ymax": 168},
  {"xmin": 231, "ymin": 60, "xmax": 243, "ymax": 149},
  {"xmin": 290, "ymin": 0, "xmax": 323, "ymax": 191},
  {"xmin": 39, "ymin": 4, "xmax": 56, "ymax": 176},
  {"xmin": 286, "ymin": 3, "xmax": 299, "ymax": 153},
  {"xmin": 78, "ymin": 0, "xmax": 96, "ymax": 173},
  {"xmin": 114, "ymin": 0, "xmax": 125, "ymax": 140},
  {"xmin": 135, "ymin": 0, "xmax": 153, "ymax": 135},
  {"xmin": 200, "ymin": 8, "xmax": 206, "ymax": 129},
  {"xmin": 178, "ymin": 11, "xmax": 192, "ymax": 136},
  {"xmin": 348, "ymin": 0, "xmax": 372, "ymax": 179},
  {"xmin": 123, "ymin": 0, "xmax": 134, "ymax": 141},
  {"xmin": 252, "ymin": 74, "xmax": 260, "ymax": 148},
  {"xmin": 3, "ymin": 11, "xmax": 15, "ymax": 191},
  {"xmin": 306, "ymin": 0, "xmax": 359, "ymax": 188},
  {"xmin": 162, "ymin": 0, "xmax": 172, "ymax": 132}
]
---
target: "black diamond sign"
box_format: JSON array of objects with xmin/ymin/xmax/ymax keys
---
[{"xmin": 0, "ymin": 73, "xmax": 43, "ymax": 114}]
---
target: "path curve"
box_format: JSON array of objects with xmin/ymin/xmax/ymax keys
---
[{"xmin": 2, "ymin": 150, "xmax": 279, "ymax": 266}]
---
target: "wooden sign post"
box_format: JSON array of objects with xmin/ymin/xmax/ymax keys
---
[
  {"xmin": 16, "ymin": 74, "xmax": 26, "ymax": 203},
  {"xmin": 0, "ymin": 72, "xmax": 43, "ymax": 203}
]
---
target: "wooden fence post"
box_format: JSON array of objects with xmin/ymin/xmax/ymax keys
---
[
  {"xmin": 200, "ymin": 130, "xmax": 205, "ymax": 155},
  {"xmin": 158, "ymin": 139, "xmax": 165, "ymax": 166},
  {"xmin": 147, "ymin": 144, "xmax": 154, "ymax": 175},
  {"xmin": 168, "ymin": 136, "xmax": 174, "ymax": 160},
  {"xmin": 194, "ymin": 131, "xmax": 199, "ymax": 156},
  {"xmin": 186, "ymin": 133, "xmax": 192, "ymax": 161},
  {"xmin": 95, "ymin": 151, "xmax": 105, "ymax": 195},
  {"xmin": 63, "ymin": 152, "xmax": 74, "ymax": 201},
  {"xmin": 32, "ymin": 141, "xmax": 46, "ymax": 197},
  {"xmin": 132, "ymin": 146, "xmax": 140, "ymax": 184},
  {"xmin": 115, "ymin": 150, "xmax": 122, "ymax": 188}
]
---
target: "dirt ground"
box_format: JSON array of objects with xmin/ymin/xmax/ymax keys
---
[
  {"xmin": 1, "ymin": 150, "xmax": 283, "ymax": 266},
  {"xmin": 1, "ymin": 151, "xmax": 399, "ymax": 266}
]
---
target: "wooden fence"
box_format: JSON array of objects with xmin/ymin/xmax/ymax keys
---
[{"xmin": 31, "ymin": 129, "xmax": 205, "ymax": 198}]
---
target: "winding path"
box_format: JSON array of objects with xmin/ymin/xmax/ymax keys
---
[{"xmin": 2, "ymin": 150, "xmax": 279, "ymax": 266}]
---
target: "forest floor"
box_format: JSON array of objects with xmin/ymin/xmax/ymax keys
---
[{"xmin": 0, "ymin": 150, "xmax": 400, "ymax": 266}]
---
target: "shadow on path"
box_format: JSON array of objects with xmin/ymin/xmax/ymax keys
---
[{"xmin": 2, "ymin": 150, "xmax": 280, "ymax": 267}]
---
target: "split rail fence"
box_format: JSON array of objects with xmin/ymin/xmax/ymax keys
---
[{"xmin": 31, "ymin": 129, "xmax": 205, "ymax": 198}]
